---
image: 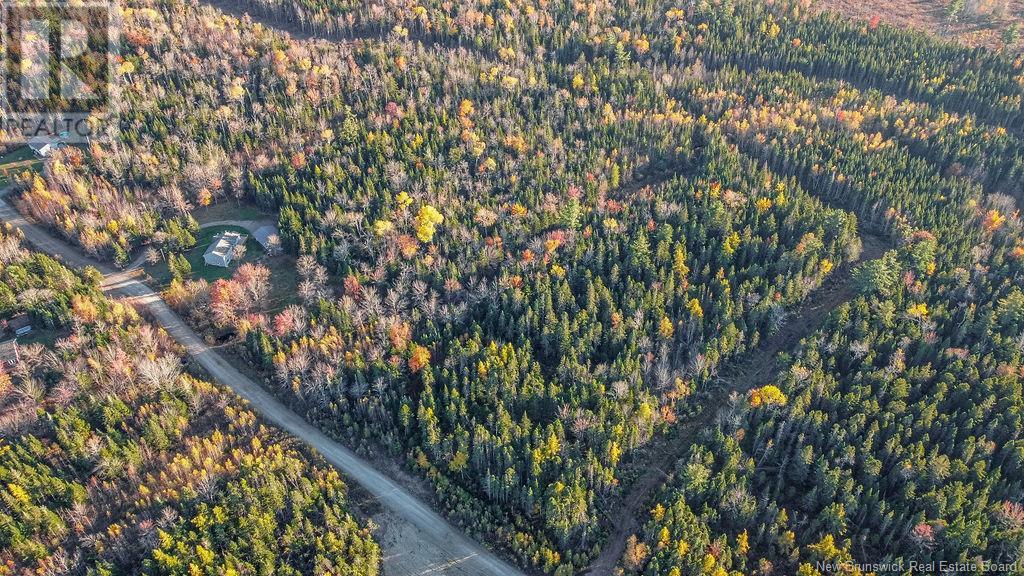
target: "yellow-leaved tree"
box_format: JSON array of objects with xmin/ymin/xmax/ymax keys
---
[
  {"xmin": 748, "ymin": 385, "xmax": 788, "ymax": 408},
  {"xmin": 415, "ymin": 204, "xmax": 444, "ymax": 242}
]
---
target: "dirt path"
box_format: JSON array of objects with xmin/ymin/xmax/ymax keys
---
[
  {"xmin": 585, "ymin": 233, "xmax": 889, "ymax": 575},
  {"xmin": 197, "ymin": 218, "xmax": 277, "ymax": 232},
  {"xmin": 104, "ymin": 273, "xmax": 526, "ymax": 576},
  {"xmin": 0, "ymin": 189, "xmax": 525, "ymax": 576},
  {"xmin": 197, "ymin": 0, "xmax": 482, "ymax": 53},
  {"xmin": 196, "ymin": 0, "xmax": 374, "ymax": 44},
  {"xmin": 0, "ymin": 193, "xmax": 113, "ymax": 274}
]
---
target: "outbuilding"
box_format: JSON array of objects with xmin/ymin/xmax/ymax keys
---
[
  {"xmin": 5, "ymin": 314, "xmax": 33, "ymax": 337},
  {"xmin": 251, "ymin": 225, "xmax": 280, "ymax": 250}
]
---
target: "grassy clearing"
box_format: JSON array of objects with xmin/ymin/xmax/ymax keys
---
[
  {"xmin": 144, "ymin": 225, "xmax": 299, "ymax": 310},
  {"xmin": 263, "ymin": 253, "xmax": 300, "ymax": 312},
  {"xmin": 818, "ymin": 0, "xmax": 1024, "ymax": 51},
  {"xmin": 1, "ymin": 146, "xmax": 35, "ymax": 164},
  {"xmin": 192, "ymin": 201, "xmax": 272, "ymax": 225},
  {"xmin": 0, "ymin": 146, "xmax": 43, "ymax": 186},
  {"xmin": 17, "ymin": 325, "xmax": 65, "ymax": 348},
  {"xmin": 145, "ymin": 225, "xmax": 264, "ymax": 285}
]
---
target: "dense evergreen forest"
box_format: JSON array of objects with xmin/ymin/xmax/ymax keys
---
[
  {"xmin": 4, "ymin": 0, "xmax": 1024, "ymax": 573},
  {"xmin": 0, "ymin": 229, "xmax": 380, "ymax": 574}
]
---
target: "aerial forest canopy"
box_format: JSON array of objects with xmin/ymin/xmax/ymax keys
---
[
  {"xmin": 0, "ymin": 228, "xmax": 380, "ymax": 575},
  {"xmin": 2, "ymin": 0, "xmax": 1023, "ymax": 574}
]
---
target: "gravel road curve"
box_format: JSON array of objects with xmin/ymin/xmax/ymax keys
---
[{"xmin": 0, "ymin": 190, "xmax": 525, "ymax": 576}]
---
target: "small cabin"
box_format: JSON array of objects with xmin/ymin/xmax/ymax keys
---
[
  {"xmin": 4, "ymin": 314, "xmax": 33, "ymax": 337},
  {"xmin": 251, "ymin": 225, "xmax": 280, "ymax": 250}
]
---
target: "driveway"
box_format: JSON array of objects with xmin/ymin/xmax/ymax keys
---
[{"xmin": 0, "ymin": 190, "xmax": 525, "ymax": 576}]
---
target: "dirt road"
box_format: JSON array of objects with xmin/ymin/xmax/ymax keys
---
[
  {"xmin": 0, "ymin": 191, "xmax": 524, "ymax": 576},
  {"xmin": 585, "ymin": 233, "xmax": 889, "ymax": 575},
  {"xmin": 0, "ymin": 197, "xmax": 109, "ymax": 273}
]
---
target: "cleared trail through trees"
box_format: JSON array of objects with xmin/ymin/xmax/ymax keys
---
[
  {"xmin": 585, "ymin": 232, "xmax": 889, "ymax": 575},
  {"xmin": 196, "ymin": 0, "xmax": 493, "ymax": 57},
  {"xmin": 0, "ymin": 189, "xmax": 525, "ymax": 576},
  {"xmin": 196, "ymin": 0, "xmax": 379, "ymax": 43},
  {"xmin": 7, "ymin": 4, "xmax": 900, "ymax": 572}
]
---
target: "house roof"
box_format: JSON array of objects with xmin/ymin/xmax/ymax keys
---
[
  {"xmin": 7, "ymin": 314, "xmax": 31, "ymax": 329},
  {"xmin": 203, "ymin": 231, "xmax": 247, "ymax": 264},
  {"xmin": 251, "ymin": 225, "xmax": 279, "ymax": 249},
  {"xmin": 205, "ymin": 231, "xmax": 245, "ymax": 256},
  {"xmin": 27, "ymin": 138, "xmax": 65, "ymax": 155}
]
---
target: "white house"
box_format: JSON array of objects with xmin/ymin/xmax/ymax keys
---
[
  {"xmin": 28, "ymin": 138, "xmax": 67, "ymax": 157},
  {"xmin": 29, "ymin": 141, "xmax": 54, "ymax": 157},
  {"xmin": 203, "ymin": 231, "xmax": 247, "ymax": 267}
]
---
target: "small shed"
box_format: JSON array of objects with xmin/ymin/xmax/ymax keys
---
[
  {"xmin": 203, "ymin": 231, "xmax": 247, "ymax": 267},
  {"xmin": 251, "ymin": 225, "xmax": 280, "ymax": 250},
  {"xmin": 6, "ymin": 314, "xmax": 32, "ymax": 337},
  {"xmin": 0, "ymin": 339, "xmax": 19, "ymax": 367}
]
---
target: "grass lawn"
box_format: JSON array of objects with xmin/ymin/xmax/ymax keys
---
[
  {"xmin": 192, "ymin": 201, "xmax": 272, "ymax": 225},
  {"xmin": 264, "ymin": 253, "xmax": 300, "ymax": 312},
  {"xmin": 18, "ymin": 325, "xmax": 66, "ymax": 348},
  {"xmin": 0, "ymin": 146, "xmax": 43, "ymax": 186},
  {"xmin": 145, "ymin": 225, "xmax": 300, "ymax": 311},
  {"xmin": 1, "ymin": 146, "xmax": 35, "ymax": 164},
  {"xmin": 146, "ymin": 226, "xmax": 265, "ymax": 285}
]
